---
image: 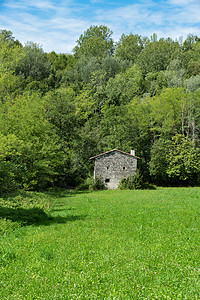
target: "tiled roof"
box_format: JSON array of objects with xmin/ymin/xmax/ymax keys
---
[{"xmin": 89, "ymin": 148, "xmax": 140, "ymax": 160}]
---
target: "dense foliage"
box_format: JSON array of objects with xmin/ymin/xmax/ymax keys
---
[{"xmin": 0, "ymin": 27, "xmax": 200, "ymax": 192}]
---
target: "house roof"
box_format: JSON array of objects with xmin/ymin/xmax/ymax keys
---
[{"xmin": 89, "ymin": 148, "xmax": 140, "ymax": 160}]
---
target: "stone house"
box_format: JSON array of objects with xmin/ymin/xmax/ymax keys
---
[{"xmin": 89, "ymin": 148, "xmax": 139, "ymax": 189}]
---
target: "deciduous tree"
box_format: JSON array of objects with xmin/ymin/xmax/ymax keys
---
[{"xmin": 73, "ymin": 25, "xmax": 114, "ymax": 59}]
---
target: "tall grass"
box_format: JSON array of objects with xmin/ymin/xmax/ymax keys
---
[{"xmin": 0, "ymin": 187, "xmax": 200, "ymax": 299}]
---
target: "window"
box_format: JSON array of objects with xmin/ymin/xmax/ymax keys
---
[
  {"xmin": 123, "ymin": 167, "xmax": 126, "ymax": 170},
  {"xmin": 105, "ymin": 178, "xmax": 110, "ymax": 183},
  {"xmin": 107, "ymin": 166, "xmax": 109, "ymax": 170}
]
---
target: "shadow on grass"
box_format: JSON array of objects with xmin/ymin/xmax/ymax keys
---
[
  {"xmin": 45, "ymin": 187, "xmax": 91, "ymax": 199},
  {"xmin": 51, "ymin": 207, "xmax": 76, "ymax": 212},
  {"xmin": 143, "ymin": 183, "xmax": 157, "ymax": 190},
  {"xmin": 0, "ymin": 206, "xmax": 87, "ymax": 226},
  {"xmin": 1, "ymin": 188, "xmax": 91, "ymax": 203},
  {"xmin": 0, "ymin": 188, "xmax": 91, "ymax": 229}
]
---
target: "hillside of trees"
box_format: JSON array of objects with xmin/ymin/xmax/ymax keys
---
[{"xmin": 0, "ymin": 26, "xmax": 200, "ymax": 192}]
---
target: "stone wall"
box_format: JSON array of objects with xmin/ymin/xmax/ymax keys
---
[{"xmin": 94, "ymin": 150, "xmax": 137, "ymax": 189}]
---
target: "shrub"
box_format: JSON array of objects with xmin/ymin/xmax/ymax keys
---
[
  {"xmin": 77, "ymin": 176, "xmax": 106, "ymax": 191},
  {"xmin": 89, "ymin": 177, "xmax": 106, "ymax": 190},
  {"xmin": 118, "ymin": 172, "xmax": 145, "ymax": 190}
]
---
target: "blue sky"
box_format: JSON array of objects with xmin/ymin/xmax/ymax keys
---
[{"xmin": 0, "ymin": 0, "xmax": 200, "ymax": 53}]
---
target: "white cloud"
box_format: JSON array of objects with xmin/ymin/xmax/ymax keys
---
[
  {"xmin": 93, "ymin": 0, "xmax": 200, "ymax": 42},
  {"xmin": 0, "ymin": 13, "xmax": 89, "ymax": 53},
  {"xmin": 4, "ymin": 0, "xmax": 57, "ymax": 10},
  {"xmin": 0, "ymin": 0, "xmax": 91, "ymax": 52},
  {"xmin": 168, "ymin": 0, "xmax": 199, "ymax": 5},
  {"xmin": 1, "ymin": 0, "xmax": 200, "ymax": 53}
]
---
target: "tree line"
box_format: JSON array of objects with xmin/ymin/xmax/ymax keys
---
[{"xmin": 0, "ymin": 26, "xmax": 200, "ymax": 192}]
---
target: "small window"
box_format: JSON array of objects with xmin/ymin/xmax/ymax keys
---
[
  {"xmin": 107, "ymin": 166, "xmax": 109, "ymax": 170},
  {"xmin": 105, "ymin": 178, "xmax": 110, "ymax": 183},
  {"xmin": 123, "ymin": 167, "xmax": 126, "ymax": 170}
]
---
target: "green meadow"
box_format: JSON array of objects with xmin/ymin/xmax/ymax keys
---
[{"xmin": 0, "ymin": 187, "xmax": 200, "ymax": 299}]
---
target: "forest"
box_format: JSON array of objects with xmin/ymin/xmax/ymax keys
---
[{"xmin": 0, "ymin": 25, "xmax": 200, "ymax": 192}]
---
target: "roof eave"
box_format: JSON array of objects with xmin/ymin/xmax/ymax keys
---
[{"xmin": 89, "ymin": 148, "xmax": 140, "ymax": 160}]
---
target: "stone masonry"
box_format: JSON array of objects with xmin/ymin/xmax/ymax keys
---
[{"xmin": 90, "ymin": 149, "xmax": 139, "ymax": 189}]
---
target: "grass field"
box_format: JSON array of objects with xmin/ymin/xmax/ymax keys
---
[{"xmin": 0, "ymin": 187, "xmax": 200, "ymax": 299}]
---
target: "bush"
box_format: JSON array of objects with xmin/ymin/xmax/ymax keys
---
[
  {"xmin": 90, "ymin": 177, "xmax": 106, "ymax": 190},
  {"xmin": 77, "ymin": 176, "xmax": 106, "ymax": 191},
  {"xmin": 118, "ymin": 172, "xmax": 145, "ymax": 190}
]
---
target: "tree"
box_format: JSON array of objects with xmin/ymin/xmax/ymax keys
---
[
  {"xmin": 0, "ymin": 72, "xmax": 23, "ymax": 103},
  {"xmin": 0, "ymin": 92, "xmax": 68, "ymax": 190},
  {"xmin": 15, "ymin": 42, "xmax": 51, "ymax": 81},
  {"xmin": 183, "ymin": 90, "xmax": 200, "ymax": 144},
  {"xmin": 182, "ymin": 34, "xmax": 198, "ymax": 51},
  {"xmin": 166, "ymin": 134, "xmax": 200, "ymax": 184},
  {"xmin": 0, "ymin": 29, "xmax": 21, "ymax": 46},
  {"xmin": 149, "ymin": 134, "xmax": 200, "ymax": 186},
  {"xmin": 44, "ymin": 87, "xmax": 77, "ymax": 141},
  {"xmin": 115, "ymin": 33, "xmax": 146, "ymax": 63},
  {"xmin": 0, "ymin": 38, "xmax": 23, "ymax": 76},
  {"xmin": 0, "ymin": 32, "xmax": 25, "ymax": 103},
  {"xmin": 73, "ymin": 25, "xmax": 114, "ymax": 59},
  {"xmin": 99, "ymin": 105, "xmax": 139, "ymax": 152},
  {"xmin": 149, "ymin": 88, "xmax": 186, "ymax": 138},
  {"xmin": 0, "ymin": 133, "xmax": 25, "ymax": 193},
  {"xmin": 185, "ymin": 40, "xmax": 200, "ymax": 77},
  {"xmin": 74, "ymin": 88, "xmax": 95, "ymax": 122},
  {"xmin": 85, "ymin": 69, "xmax": 108, "ymax": 114},
  {"xmin": 127, "ymin": 97, "xmax": 154, "ymax": 181},
  {"xmin": 63, "ymin": 56, "xmax": 100, "ymax": 88},
  {"xmin": 47, "ymin": 51, "xmax": 74, "ymax": 71},
  {"xmin": 100, "ymin": 56, "xmax": 130, "ymax": 81},
  {"xmin": 184, "ymin": 75, "xmax": 200, "ymax": 92},
  {"xmin": 149, "ymin": 138, "xmax": 172, "ymax": 185},
  {"xmin": 144, "ymin": 71, "xmax": 167, "ymax": 96},
  {"xmin": 136, "ymin": 38, "xmax": 181, "ymax": 74},
  {"xmin": 164, "ymin": 59, "xmax": 186, "ymax": 88},
  {"xmin": 106, "ymin": 64, "xmax": 144, "ymax": 106}
]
